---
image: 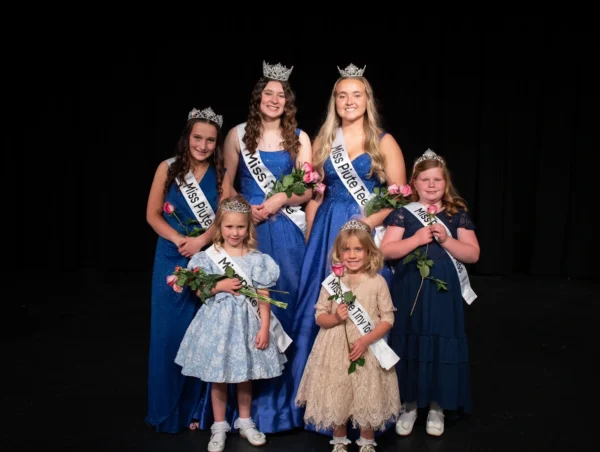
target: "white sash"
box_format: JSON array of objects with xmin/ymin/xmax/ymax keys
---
[
  {"xmin": 166, "ymin": 157, "xmax": 216, "ymax": 229},
  {"xmin": 236, "ymin": 123, "xmax": 306, "ymax": 234},
  {"xmin": 205, "ymin": 244, "xmax": 293, "ymax": 352},
  {"xmin": 321, "ymin": 273, "xmax": 400, "ymax": 370},
  {"xmin": 329, "ymin": 128, "xmax": 386, "ymax": 247},
  {"xmin": 404, "ymin": 202, "xmax": 477, "ymax": 304}
]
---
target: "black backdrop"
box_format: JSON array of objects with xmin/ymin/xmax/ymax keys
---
[{"xmin": 6, "ymin": 17, "xmax": 598, "ymax": 315}]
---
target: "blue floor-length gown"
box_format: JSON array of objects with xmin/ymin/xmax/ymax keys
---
[
  {"xmin": 291, "ymin": 151, "xmax": 393, "ymax": 434},
  {"xmin": 145, "ymin": 164, "xmax": 218, "ymax": 433},
  {"xmin": 224, "ymin": 134, "xmax": 306, "ymax": 433}
]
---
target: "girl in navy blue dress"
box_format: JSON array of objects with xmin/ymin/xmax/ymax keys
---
[
  {"xmin": 380, "ymin": 149, "xmax": 480, "ymax": 437},
  {"xmin": 145, "ymin": 107, "xmax": 231, "ymax": 433}
]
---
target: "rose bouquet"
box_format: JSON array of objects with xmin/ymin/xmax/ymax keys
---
[
  {"xmin": 328, "ymin": 263, "xmax": 365, "ymax": 374},
  {"xmin": 266, "ymin": 162, "xmax": 326, "ymax": 199},
  {"xmin": 402, "ymin": 205, "xmax": 448, "ymax": 315},
  {"xmin": 166, "ymin": 265, "xmax": 288, "ymax": 308},
  {"xmin": 163, "ymin": 202, "xmax": 206, "ymax": 237},
  {"xmin": 364, "ymin": 183, "xmax": 412, "ymax": 217}
]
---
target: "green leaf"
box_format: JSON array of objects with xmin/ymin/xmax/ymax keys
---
[
  {"xmin": 373, "ymin": 187, "xmax": 380, "ymax": 195},
  {"xmin": 402, "ymin": 254, "xmax": 415, "ymax": 264},
  {"xmin": 225, "ymin": 266, "xmax": 235, "ymax": 278},
  {"xmin": 292, "ymin": 184, "xmax": 306, "ymax": 195},
  {"xmin": 282, "ymin": 174, "xmax": 295, "ymax": 187},
  {"xmin": 356, "ymin": 357, "xmax": 365, "ymax": 366},
  {"xmin": 426, "ymin": 259, "xmax": 434, "ymax": 266},
  {"xmin": 348, "ymin": 361, "xmax": 357, "ymax": 374},
  {"xmin": 328, "ymin": 294, "xmax": 337, "ymax": 300},
  {"xmin": 343, "ymin": 291, "xmax": 355, "ymax": 303},
  {"xmin": 419, "ymin": 265, "xmax": 430, "ymax": 278},
  {"xmin": 188, "ymin": 227, "xmax": 206, "ymax": 237}
]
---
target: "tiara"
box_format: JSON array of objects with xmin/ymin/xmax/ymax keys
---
[
  {"xmin": 337, "ymin": 63, "xmax": 366, "ymax": 77},
  {"xmin": 221, "ymin": 199, "xmax": 251, "ymax": 213},
  {"xmin": 263, "ymin": 60, "xmax": 294, "ymax": 81},
  {"xmin": 340, "ymin": 220, "xmax": 370, "ymax": 232},
  {"xmin": 414, "ymin": 149, "xmax": 445, "ymax": 166},
  {"xmin": 188, "ymin": 107, "xmax": 223, "ymax": 128}
]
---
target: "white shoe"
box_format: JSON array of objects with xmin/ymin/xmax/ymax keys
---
[
  {"xmin": 331, "ymin": 445, "xmax": 348, "ymax": 452},
  {"xmin": 396, "ymin": 409, "xmax": 417, "ymax": 436},
  {"xmin": 234, "ymin": 417, "xmax": 266, "ymax": 446},
  {"xmin": 207, "ymin": 421, "xmax": 230, "ymax": 452},
  {"xmin": 426, "ymin": 410, "xmax": 445, "ymax": 436},
  {"xmin": 207, "ymin": 431, "xmax": 226, "ymax": 452}
]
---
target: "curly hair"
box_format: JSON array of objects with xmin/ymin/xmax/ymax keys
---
[
  {"xmin": 408, "ymin": 158, "xmax": 468, "ymax": 218},
  {"xmin": 212, "ymin": 195, "xmax": 258, "ymax": 250},
  {"xmin": 330, "ymin": 221, "xmax": 383, "ymax": 277},
  {"xmin": 164, "ymin": 118, "xmax": 225, "ymax": 197},
  {"xmin": 242, "ymin": 77, "xmax": 301, "ymax": 158}
]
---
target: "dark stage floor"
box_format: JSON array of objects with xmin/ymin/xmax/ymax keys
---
[{"xmin": 6, "ymin": 272, "xmax": 592, "ymax": 451}]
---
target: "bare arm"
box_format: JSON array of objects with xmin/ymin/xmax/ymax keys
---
[
  {"xmin": 223, "ymin": 126, "xmax": 240, "ymax": 190},
  {"xmin": 146, "ymin": 161, "xmax": 185, "ymax": 246},
  {"xmin": 439, "ymin": 228, "xmax": 480, "ymax": 264},
  {"xmin": 380, "ymin": 225, "xmax": 424, "ymax": 260}
]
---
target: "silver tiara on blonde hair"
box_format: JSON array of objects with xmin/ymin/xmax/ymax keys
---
[
  {"xmin": 414, "ymin": 148, "xmax": 445, "ymax": 167},
  {"xmin": 263, "ymin": 60, "xmax": 294, "ymax": 81},
  {"xmin": 221, "ymin": 199, "xmax": 251, "ymax": 213},
  {"xmin": 188, "ymin": 107, "xmax": 223, "ymax": 128},
  {"xmin": 337, "ymin": 63, "xmax": 366, "ymax": 77},
  {"xmin": 340, "ymin": 220, "xmax": 370, "ymax": 232}
]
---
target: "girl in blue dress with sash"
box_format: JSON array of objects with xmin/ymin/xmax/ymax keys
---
[
  {"xmin": 145, "ymin": 107, "xmax": 231, "ymax": 433},
  {"xmin": 221, "ymin": 61, "xmax": 313, "ymax": 433},
  {"xmin": 291, "ymin": 64, "xmax": 406, "ymax": 433},
  {"xmin": 380, "ymin": 149, "xmax": 480, "ymax": 437}
]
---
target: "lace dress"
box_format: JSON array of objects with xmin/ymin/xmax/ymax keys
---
[{"xmin": 295, "ymin": 274, "xmax": 400, "ymax": 431}]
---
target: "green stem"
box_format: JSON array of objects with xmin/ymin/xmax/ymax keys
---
[
  {"xmin": 410, "ymin": 243, "xmax": 428, "ymax": 316},
  {"xmin": 172, "ymin": 212, "xmax": 188, "ymax": 235}
]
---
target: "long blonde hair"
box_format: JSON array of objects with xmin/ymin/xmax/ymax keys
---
[
  {"xmin": 330, "ymin": 221, "xmax": 383, "ymax": 277},
  {"xmin": 312, "ymin": 76, "xmax": 386, "ymax": 183}
]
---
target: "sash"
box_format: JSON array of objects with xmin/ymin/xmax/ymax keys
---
[
  {"xmin": 166, "ymin": 157, "xmax": 216, "ymax": 229},
  {"xmin": 205, "ymin": 244, "xmax": 293, "ymax": 352},
  {"xmin": 321, "ymin": 273, "xmax": 400, "ymax": 370},
  {"xmin": 236, "ymin": 123, "xmax": 307, "ymax": 234},
  {"xmin": 404, "ymin": 202, "xmax": 477, "ymax": 304},
  {"xmin": 329, "ymin": 128, "xmax": 386, "ymax": 247}
]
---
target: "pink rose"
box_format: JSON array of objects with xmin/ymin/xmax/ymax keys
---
[
  {"xmin": 303, "ymin": 171, "xmax": 319, "ymax": 184},
  {"xmin": 172, "ymin": 284, "xmax": 183, "ymax": 293},
  {"xmin": 315, "ymin": 182, "xmax": 326, "ymax": 194},
  {"xmin": 302, "ymin": 162, "xmax": 313, "ymax": 173},
  {"xmin": 166, "ymin": 274, "xmax": 177, "ymax": 287},
  {"xmin": 163, "ymin": 202, "xmax": 175, "ymax": 215},
  {"xmin": 399, "ymin": 184, "xmax": 412, "ymax": 196},
  {"xmin": 427, "ymin": 205, "xmax": 438, "ymax": 215},
  {"xmin": 332, "ymin": 263, "xmax": 345, "ymax": 277},
  {"xmin": 388, "ymin": 184, "xmax": 400, "ymax": 195}
]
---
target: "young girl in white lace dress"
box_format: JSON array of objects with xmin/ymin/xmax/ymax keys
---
[
  {"xmin": 175, "ymin": 195, "xmax": 287, "ymax": 452},
  {"xmin": 295, "ymin": 219, "xmax": 400, "ymax": 452}
]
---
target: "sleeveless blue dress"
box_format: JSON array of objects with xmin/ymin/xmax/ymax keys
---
[
  {"xmin": 291, "ymin": 149, "xmax": 393, "ymax": 434},
  {"xmin": 235, "ymin": 129, "xmax": 306, "ymax": 433},
  {"xmin": 384, "ymin": 206, "xmax": 474, "ymax": 414},
  {"xmin": 145, "ymin": 164, "xmax": 218, "ymax": 433}
]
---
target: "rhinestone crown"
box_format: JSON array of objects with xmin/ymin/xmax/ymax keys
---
[
  {"xmin": 340, "ymin": 220, "xmax": 370, "ymax": 232},
  {"xmin": 221, "ymin": 199, "xmax": 251, "ymax": 213},
  {"xmin": 263, "ymin": 60, "xmax": 294, "ymax": 81},
  {"xmin": 188, "ymin": 107, "xmax": 223, "ymax": 128},
  {"xmin": 337, "ymin": 63, "xmax": 366, "ymax": 77},
  {"xmin": 414, "ymin": 149, "xmax": 445, "ymax": 167}
]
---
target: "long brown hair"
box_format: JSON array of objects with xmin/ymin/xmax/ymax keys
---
[
  {"xmin": 164, "ymin": 118, "xmax": 225, "ymax": 197},
  {"xmin": 243, "ymin": 77, "xmax": 301, "ymax": 158}
]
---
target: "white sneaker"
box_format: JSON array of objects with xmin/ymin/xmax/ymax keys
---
[
  {"xmin": 396, "ymin": 409, "xmax": 417, "ymax": 436},
  {"xmin": 426, "ymin": 410, "xmax": 445, "ymax": 436}
]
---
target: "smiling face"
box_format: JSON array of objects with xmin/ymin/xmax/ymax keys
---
[
  {"xmin": 260, "ymin": 80, "xmax": 286, "ymax": 120},
  {"xmin": 413, "ymin": 167, "xmax": 446, "ymax": 206},
  {"xmin": 341, "ymin": 235, "xmax": 367, "ymax": 274},
  {"xmin": 220, "ymin": 211, "xmax": 249, "ymax": 248},
  {"xmin": 188, "ymin": 121, "xmax": 217, "ymax": 165},
  {"xmin": 335, "ymin": 78, "xmax": 367, "ymax": 123}
]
